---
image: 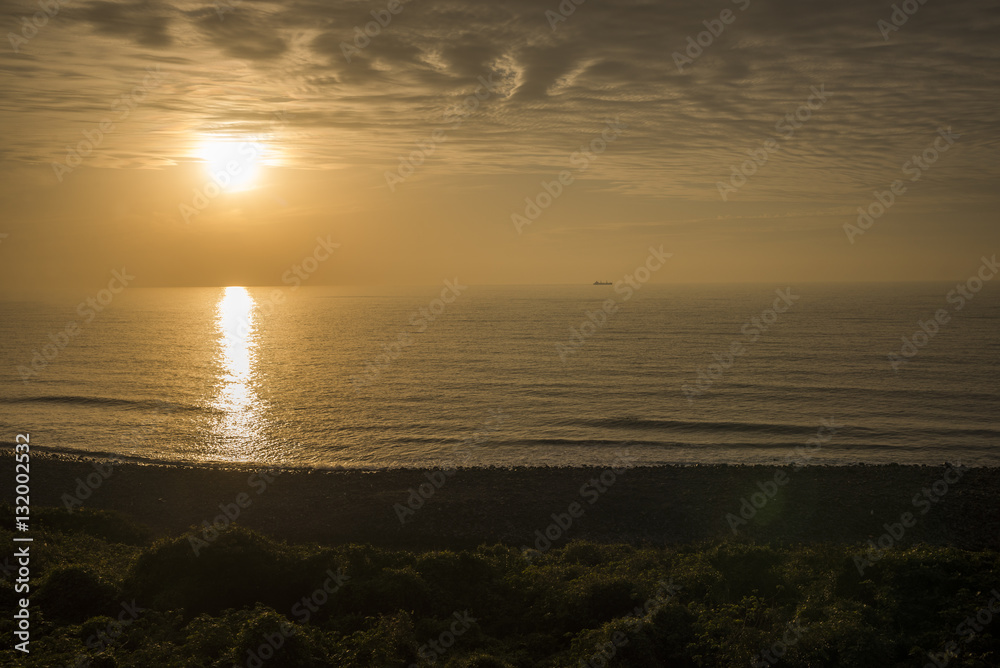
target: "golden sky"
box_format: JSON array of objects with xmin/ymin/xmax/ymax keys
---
[{"xmin": 1, "ymin": 0, "xmax": 998, "ymax": 289}]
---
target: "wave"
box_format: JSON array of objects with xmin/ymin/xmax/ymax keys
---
[
  {"xmin": 381, "ymin": 437, "xmax": 911, "ymax": 450},
  {"xmin": 563, "ymin": 417, "xmax": 867, "ymax": 436},
  {"xmin": 562, "ymin": 416, "xmax": 1000, "ymax": 438},
  {"xmin": 4, "ymin": 395, "xmax": 202, "ymax": 412}
]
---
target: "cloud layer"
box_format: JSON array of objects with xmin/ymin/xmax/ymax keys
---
[{"xmin": 1, "ymin": 0, "xmax": 999, "ymax": 203}]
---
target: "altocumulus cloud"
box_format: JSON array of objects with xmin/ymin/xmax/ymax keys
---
[{"xmin": 0, "ymin": 0, "xmax": 997, "ymax": 203}]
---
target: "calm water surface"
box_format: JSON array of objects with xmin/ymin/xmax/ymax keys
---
[{"xmin": 1, "ymin": 284, "xmax": 997, "ymax": 468}]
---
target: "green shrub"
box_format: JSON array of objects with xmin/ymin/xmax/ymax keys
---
[
  {"xmin": 6, "ymin": 508, "xmax": 1000, "ymax": 668},
  {"xmin": 35, "ymin": 566, "xmax": 119, "ymax": 623}
]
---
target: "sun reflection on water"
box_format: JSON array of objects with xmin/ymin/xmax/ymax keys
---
[{"xmin": 212, "ymin": 286, "xmax": 265, "ymax": 460}]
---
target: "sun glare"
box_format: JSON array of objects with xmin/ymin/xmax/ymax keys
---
[
  {"xmin": 211, "ymin": 286, "xmax": 265, "ymax": 461},
  {"xmin": 198, "ymin": 138, "xmax": 264, "ymax": 192}
]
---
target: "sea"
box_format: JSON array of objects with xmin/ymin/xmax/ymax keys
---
[{"xmin": 1, "ymin": 283, "xmax": 998, "ymax": 468}]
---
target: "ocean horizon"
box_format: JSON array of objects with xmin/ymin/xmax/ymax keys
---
[{"xmin": 3, "ymin": 282, "xmax": 997, "ymax": 469}]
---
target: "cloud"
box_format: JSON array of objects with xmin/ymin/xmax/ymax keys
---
[
  {"xmin": 0, "ymin": 0, "xmax": 998, "ymax": 203},
  {"xmin": 192, "ymin": 7, "xmax": 288, "ymax": 61},
  {"xmin": 81, "ymin": 0, "xmax": 174, "ymax": 47}
]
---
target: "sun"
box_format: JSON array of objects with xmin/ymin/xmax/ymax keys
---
[{"xmin": 197, "ymin": 138, "xmax": 264, "ymax": 192}]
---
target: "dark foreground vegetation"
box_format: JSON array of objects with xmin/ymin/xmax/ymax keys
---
[{"xmin": 2, "ymin": 505, "xmax": 999, "ymax": 667}]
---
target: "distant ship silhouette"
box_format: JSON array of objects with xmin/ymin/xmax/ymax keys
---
[{"xmin": 593, "ymin": 281, "xmax": 612, "ymax": 285}]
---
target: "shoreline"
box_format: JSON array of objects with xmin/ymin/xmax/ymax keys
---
[
  {"xmin": 5, "ymin": 445, "xmax": 996, "ymax": 472},
  {"xmin": 4, "ymin": 453, "xmax": 999, "ymax": 550}
]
